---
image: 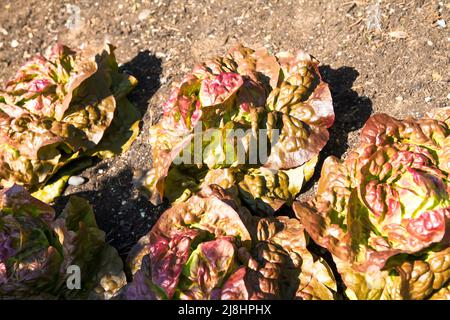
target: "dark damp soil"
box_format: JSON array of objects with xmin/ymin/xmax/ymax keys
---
[{"xmin": 0, "ymin": 0, "xmax": 448, "ymax": 292}]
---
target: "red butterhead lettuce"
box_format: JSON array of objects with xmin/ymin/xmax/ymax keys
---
[
  {"xmin": 0, "ymin": 43, "xmax": 140, "ymax": 202},
  {"xmin": 294, "ymin": 108, "xmax": 450, "ymax": 299},
  {"xmin": 0, "ymin": 185, "xmax": 126, "ymax": 299},
  {"xmin": 119, "ymin": 185, "xmax": 336, "ymax": 300},
  {"xmin": 140, "ymin": 44, "xmax": 334, "ymax": 215}
]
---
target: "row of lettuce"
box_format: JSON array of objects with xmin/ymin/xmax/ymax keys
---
[
  {"xmin": 0, "ymin": 44, "xmax": 449, "ymax": 299},
  {"xmin": 0, "ymin": 44, "xmax": 137, "ymax": 299}
]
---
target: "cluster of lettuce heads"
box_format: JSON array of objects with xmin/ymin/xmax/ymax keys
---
[
  {"xmin": 0, "ymin": 43, "xmax": 140, "ymax": 203},
  {"xmin": 1, "ymin": 43, "xmax": 449, "ymax": 300}
]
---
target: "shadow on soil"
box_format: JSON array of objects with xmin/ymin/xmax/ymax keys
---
[
  {"xmin": 301, "ymin": 65, "xmax": 373, "ymax": 195},
  {"xmin": 57, "ymin": 168, "xmax": 170, "ymax": 259},
  {"xmin": 120, "ymin": 50, "xmax": 163, "ymax": 114}
]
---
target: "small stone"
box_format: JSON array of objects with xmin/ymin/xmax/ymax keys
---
[
  {"xmin": 121, "ymin": 200, "xmax": 127, "ymax": 205},
  {"xmin": 395, "ymin": 96, "xmax": 403, "ymax": 102},
  {"xmin": 138, "ymin": 9, "xmax": 151, "ymax": 21},
  {"xmin": 424, "ymin": 96, "xmax": 432, "ymax": 103},
  {"xmin": 436, "ymin": 19, "xmax": 446, "ymax": 28},
  {"xmin": 68, "ymin": 176, "xmax": 86, "ymax": 186},
  {"xmin": 447, "ymin": 93, "xmax": 450, "ymax": 100},
  {"xmin": 98, "ymin": 169, "xmax": 104, "ymax": 174},
  {"xmin": 155, "ymin": 51, "xmax": 166, "ymax": 58},
  {"xmin": 139, "ymin": 210, "xmax": 146, "ymax": 218},
  {"xmin": 10, "ymin": 40, "xmax": 18, "ymax": 48},
  {"xmin": 0, "ymin": 27, "xmax": 8, "ymax": 35},
  {"xmin": 432, "ymin": 72, "xmax": 443, "ymax": 81},
  {"xmin": 427, "ymin": 40, "xmax": 433, "ymax": 46},
  {"xmin": 388, "ymin": 31, "xmax": 408, "ymax": 39}
]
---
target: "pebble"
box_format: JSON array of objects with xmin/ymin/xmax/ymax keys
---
[
  {"xmin": 424, "ymin": 96, "xmax": 432, "ymax": 103},
  {"xmin": 0, "ymin": 27, "xmax": 8, "ymax": 35},
  {"xmin": 436, "ymin": 19, "xmax": 446, "ymax": 28},
  {"xmin": 139, "ymin": 210, "xmax": 146, "ymax": 218},
  {"xmin": 10, "ymin": 40, "xmax": 18, "ymax": 48},
  {"xmin": 138, "ymin": 9, "xmax": 151, "ymax": 21},
  {"xmin": 447, "ymin": 93, "xmax": 450, "ymax": 100},
  {"xmin": 98, "ymin": 169, "xmax": 104, "ymax": 174},
  {"xmin": 155, "ymin": 51, "xmax": 166, "ymax": 58},
  {"xmin": 121, "ymin": 200, "xmax": 127, "ymax": 205},
  {"xmin": 432, "ymin": 72, "xmax": 443, "ymax": 81},
  {"xmin": 68, "ymin": 176, "xmax": 86, "ymax": 186}
]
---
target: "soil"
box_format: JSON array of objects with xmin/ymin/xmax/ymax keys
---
[{"xmin": 0, "ymin": 0, "xmax": 448, "ymax": 290}]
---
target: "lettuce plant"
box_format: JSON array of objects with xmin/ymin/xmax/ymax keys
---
[
  {"xmin": 294, "ymin": 108, "xmax": 450, "ymax": 299},
  {"xmin": 119, "ymin": 185, "xmax": 336, "ymax": 300},
  {"xmin": 0, "ymin": 43, "xmax": 140, "ymax": 202},
  {"xmin": 140, "ymin": 45, "xmax": 334, "ymax": 215},
  {"xmin": 0, "ymin": 185, "xmax": 126, "ymax": 299}
]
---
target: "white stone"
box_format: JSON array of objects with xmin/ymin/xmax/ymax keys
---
[
  {"xmin": 138, "ymin": 9, "xmax": 151, "ymax": 21},
  {"xmin": 437, "ymin": 19, "xmax": 446, "ymax": 28},
  {"xmin": 68, "ymin": 176, "xmax": 86, "ymax": 186}
]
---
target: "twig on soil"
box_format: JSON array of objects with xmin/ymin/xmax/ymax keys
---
[
  {"xmin": 348, "ymin": 17, "xmax": 363, "ymax": 28},
  {"xmin": 163, "ymin": 25, "xmax": 181, "ymax": 32}
]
